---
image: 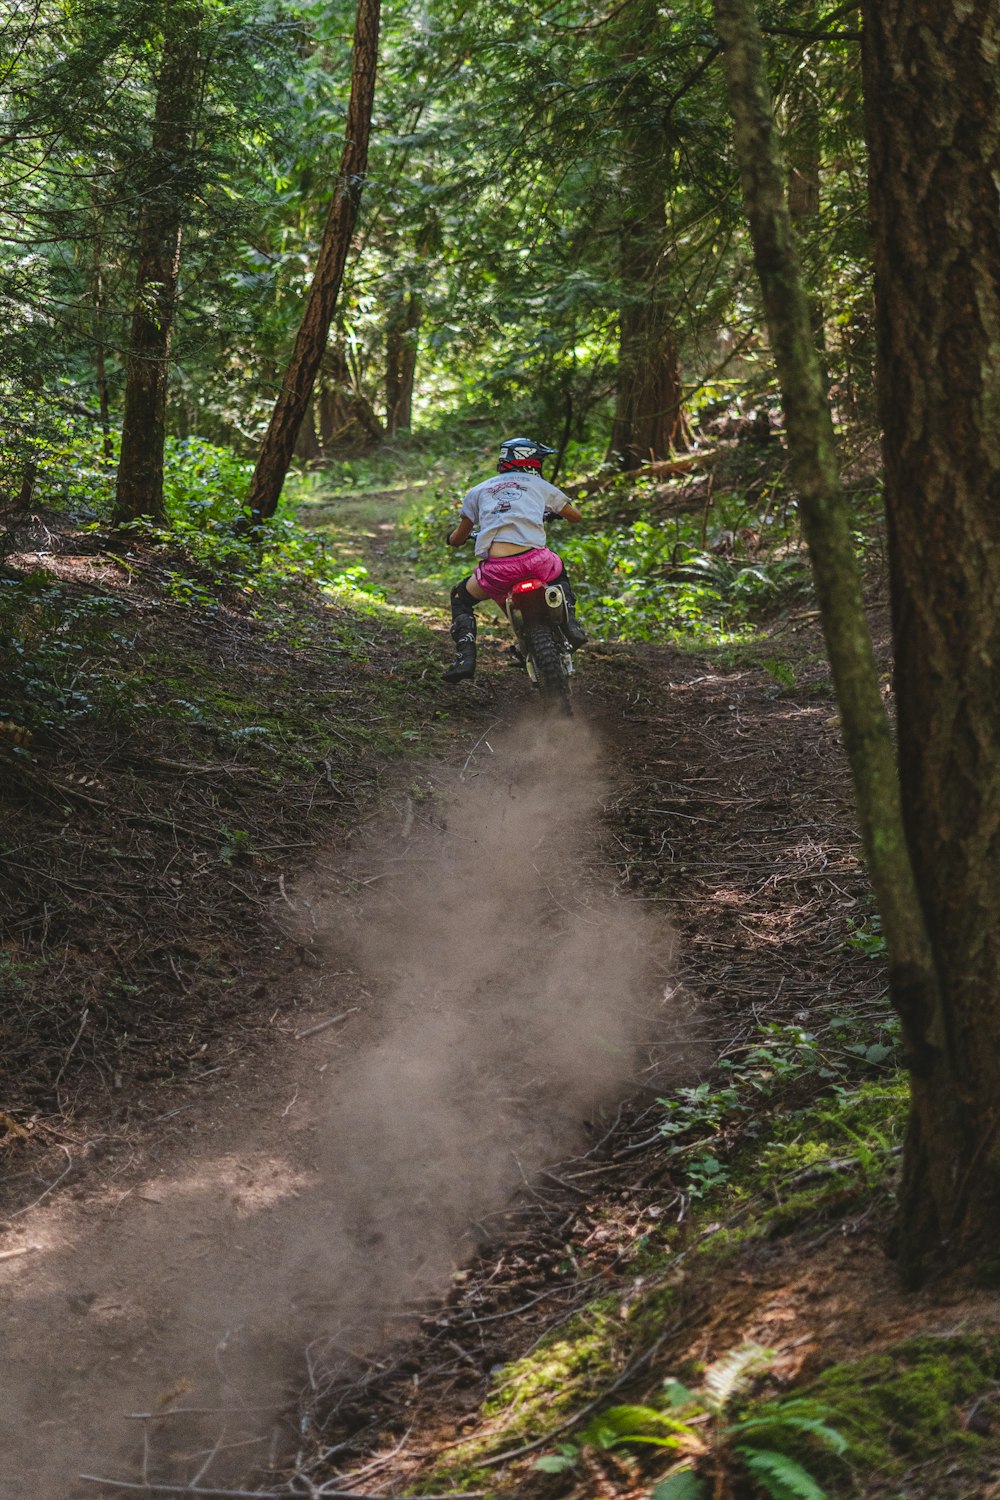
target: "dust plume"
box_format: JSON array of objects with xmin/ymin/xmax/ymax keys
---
[{"xmin": 0, "ymin": 712, "xmax": 682, "ymax": 1498}]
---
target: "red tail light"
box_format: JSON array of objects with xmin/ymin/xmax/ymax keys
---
[{"xmin": 512, "ymin": 578, "xmax": 544, "ymax": 594}]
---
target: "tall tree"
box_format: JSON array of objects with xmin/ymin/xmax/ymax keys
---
[
  {"xmin": 609, "ymin": 0, "xmax": 689, "ymax": 468},
  {"xmin": 245, "ymin": 0, "xmax": 381, "ymax": 522},
  {"xmin": 711, "ymin": 0, "xmax": 944, "ymax": 1286},
  {"xmin": 862, "ymin": 0, "xmax": 1000, "ymax": 1280},
  {"xmin": 114, "ymin": 2, "xmax": 203, "ymax": 526}
]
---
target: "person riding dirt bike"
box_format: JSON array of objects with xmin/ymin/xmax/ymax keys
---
[{"xmin": 442, "ymin": 436, "xmax": 587, "ymax": 684}]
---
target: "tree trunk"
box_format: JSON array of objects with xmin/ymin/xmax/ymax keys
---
[
  {"xmin": 610, "ymin": 265, "xmax": 688, "ymax": 468},
  {"xmin": 385, "ymin": 291, "xmax": 420, "ymax": 437},
  {"xmin": 246, "ymin": 0, "xmax": 381, "ymax": 521},
  {"xmin": 317, "ymin": 346, "xmax": 383, "ymax": 456},
  {"xmin": 91, "ymin": 211, "xmax": 114, "ymax": 463},
  {"xmin": 862, "ymin": 0, "xmax": 1000, "ymax": 1280},
  {"xmin": 114, "ymin": 7, "xmax": 201, "ymax": 526},
  {"xmin": 712, "ymin": 0, "xmax": 944, "ymax": 1277},
  {"xmin": 607, "ymin": 7, "xmax": 689, "ymax": 470}
]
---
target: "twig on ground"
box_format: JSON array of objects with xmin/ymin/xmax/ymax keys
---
[
  {"xmin": 5, "ymin": 1145, "xmax": 74, "ymax": 1219},
  {"xmin": 294, "ymin": 1008, "xmax": 359, "ymax": 1041}
]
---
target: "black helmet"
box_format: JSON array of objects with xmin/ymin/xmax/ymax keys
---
[{"xmin": 498, "ymin": 436, "xmax": 557, "ymax": 473}]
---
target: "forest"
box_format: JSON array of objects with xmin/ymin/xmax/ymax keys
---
[{"xmin": 2, "ymin": 1, "xmax": 1000, "ymax": 1498}]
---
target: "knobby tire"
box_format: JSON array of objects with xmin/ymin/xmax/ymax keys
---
[{"xmin": 526, "ymin": 622, "xmax": 572, "ymax": 715}]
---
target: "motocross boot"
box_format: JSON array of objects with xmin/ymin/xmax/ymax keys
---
[
  {"xmin": 443, "ymin": 613, "xmax": 476, "ymax": 682},
  {"xmin": 443, "ymin": 581, "xmax": 478, "ymax": 683},
  {"xmin": 556, "ymin": 568, "xmax": 588, "ymax": 649}
]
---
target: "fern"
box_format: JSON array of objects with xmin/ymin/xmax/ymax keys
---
[
  {"xmin": 652, "ymin": 1470, "xmax": 708, "ymax": 1499},
  {"xmin": 582, "ymin": 1401, "xmax": 695, "ymax": 1451},
  {"xmin": 738, "ymin": 1447, "xmax": 828, "ymax": 1500},
  {"xmin": 728, "ymin": 1397, "xmax": 848, "ymax": 1455},
  {"xmin": 703, "ymin": 1342, "xmax": 772, "ymax": 1408}
]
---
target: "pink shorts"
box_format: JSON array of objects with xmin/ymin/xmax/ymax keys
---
[{"xmin": 473, "ymin": 547, "xmax": 563, "ymax": 604}]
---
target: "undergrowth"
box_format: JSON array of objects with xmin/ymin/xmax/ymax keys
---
[
  {"xmin": 394, "ymin": 457, "xmax": 818, "ymax": 647},
  {"xmin": 427, "ymin": 1005, "xmax": 917, "ymax": 1500}
]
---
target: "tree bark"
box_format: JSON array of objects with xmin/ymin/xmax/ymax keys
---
[
  {"xmin": 862, "ymin": 0, "xmax": 1000, "ymax": 1280},
  {"xmin": 610, "ymin": 229, "xmax": 689, "ymax": 469},
  {"xmin": 91, "ymin": 210, "xmax": 114, "ymax": 463},
  {"xmin": 712, "ymin": 0, "xmax": 945, "ymax": 1280},
  {"xmin": 317, "ymin": 345, "xmax": 383, "ymax": 455},
  {"xmin": 385, "ymin": 291, "xmax": 420, "ymax": 437},
  {"xmin": 246, "ymin": 0, "xmax": 381, "ymax": 520},
  {"xmin": 114, "ymin": 6, "xmax": 201, "ymax": 526},
  {"xmin": 608, "ymin": 23, "xmax": 689, "ymax": 471}
]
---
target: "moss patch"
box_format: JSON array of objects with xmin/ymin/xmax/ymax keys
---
[
  {"xmin": 799, "ymin": 1334, "xmax": 1000, "ymax": 1492},
  {"xmin": 422, "ymin": 1297, "xmax": 626, "ymax": 1490}
]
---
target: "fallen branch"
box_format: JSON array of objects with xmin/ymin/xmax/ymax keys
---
[
  {"xmin": 570, "ymin": 448, "xmax": 720, "ymax": 498},
  {"xmin": 80, "ymin": 1478, "xmax": 484, "ymax": 1499}
]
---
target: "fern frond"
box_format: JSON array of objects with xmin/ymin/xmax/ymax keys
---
[
  {"xmin": 703, "ymin": 1342, "xmax": 773, "ymax": 1409},
  {"xmin": 651, "ymin": 1467, "xmax": 708, "ymax": 1500},
  {"xmin": 729, "ymin": 1397, "xmax": 847, "ymax": 1454},
  {"xmin": 662, "ymin": 1377, "xmax": 700, "ymax": 1409},
  {"xmin": 582, "ymin": 1402, "xmax": 695, "ymax": 1452},
  {"xmin": 737, "ymin": 1446, "xmax": 828, "ymax": 1500}
]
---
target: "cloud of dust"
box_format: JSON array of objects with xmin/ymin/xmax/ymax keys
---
[
  {"xmin": 304, "ymin": 714, "xmax": 675, "ymax": 1306},
  {"xmin": 0, "ymin": 712, "xmax": 685, "ymax": 1499}
]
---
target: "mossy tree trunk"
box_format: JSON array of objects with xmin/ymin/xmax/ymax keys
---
[
  {"xmin": 712, "ymin": 0, "xmax": 952, "ymax": 1284},
  {"xmin": 114, "ymin": 5, "xmax": 201, "ymax": 526},
  {"xmin": 246, "ymin": 0, "xmax": 380, "ymax": 521},
  {"xmin": 862, "ymin": 0, "xmax": 1000, "ymax": 1280}
]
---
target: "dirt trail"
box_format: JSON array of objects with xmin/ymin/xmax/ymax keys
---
[{"xmin": 0, "ymin": 712, "xmax": 678, "ymax": 1499}]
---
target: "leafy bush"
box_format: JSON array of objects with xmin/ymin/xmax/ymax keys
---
[{"xmin": 655, "ymin": 1014, "xmax": 902, "ymax": 1205}]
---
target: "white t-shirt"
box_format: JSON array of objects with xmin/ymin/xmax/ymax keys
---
[{"xmin": 460, "ymin": 471, "xmax": 573, "ymax": 559}]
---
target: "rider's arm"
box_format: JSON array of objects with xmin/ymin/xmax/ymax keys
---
[
  {"xmin": 447, "ymin": 515, "xmax": 475, "ymax": 547},
  {"xmin": 557, "ymin": 501, "xmax": 583, "ymax": 523}
]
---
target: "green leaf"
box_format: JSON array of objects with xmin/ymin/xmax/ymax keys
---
[
  {"xmin": 533, "ymin": 1453, "xmax": 577, "ymax": 1473},
  {"xmin": 651, "ymin": 1470, "xmax": 708, "ymax": 1500},
  {"xmin": 703, "ymin": 1343, "xmax": 772, "ymax": 1409},
  {"xmin": 582, "ymin": 1402, "xmax": 690, "ymax": 1450},
  {"xmin": 737, "ymin": 1447, "xmax": 828, "ymax": 1500}
]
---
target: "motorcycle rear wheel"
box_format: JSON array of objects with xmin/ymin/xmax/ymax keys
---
[{"xmin": 525, "ymin": 622, "xmax": 572, "ymax": 715}]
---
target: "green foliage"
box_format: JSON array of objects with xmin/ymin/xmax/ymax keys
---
[
  {"xmin": 842, "ymin": 910, "xmax": 886, "ymax": 960},
  {"xmin": 535, "ymin": 1346, "xmax": 846, "ymax": 1500},
  {"xmin": 0, "ymin": 570, "xmax": 138, "ymax": 731},
  {"xmin": 654, "ymin": 1011, "xmax": 902, "ymax": 1206},
  {"xmin": 652, "ymin": 1473, "xmax": 705, "ymax": 1500}
]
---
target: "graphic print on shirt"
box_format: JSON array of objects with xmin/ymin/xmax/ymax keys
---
[{"xmin": 483, "ymin": 479, "xmax": 528, "ymax": 522}]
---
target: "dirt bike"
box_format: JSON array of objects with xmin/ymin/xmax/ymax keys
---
[{"xmin": 502, "ymin": 574, "xmax": 575, "ymax": 713}]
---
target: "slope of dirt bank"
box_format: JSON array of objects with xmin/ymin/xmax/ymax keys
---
[{"xmin": 0, "ymin": 530, "xmax": 503, "ymax": 1198}]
